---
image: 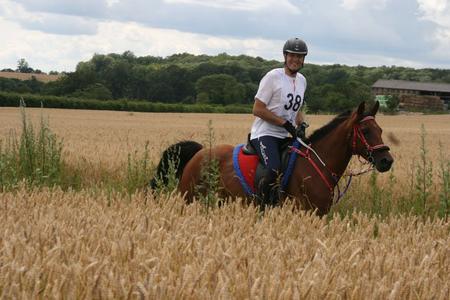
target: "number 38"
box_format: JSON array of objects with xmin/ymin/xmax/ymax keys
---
[{"xmin": 284, "ymin": 93, "xmax": 302, "ymax": 111}]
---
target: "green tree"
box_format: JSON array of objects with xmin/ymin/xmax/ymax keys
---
[
  {"xmin": 129, "ymin": 65, "xmax": 154, "ymax": 100},
  {"xmin": 71, "ymin": 83, "xmax": 113, "ymax": 100},
  {"xmin": 60, "ymin": 61, "xmax": 97, "ymax": 95},
  {"xmin": 12, "ymin": 51, "xmax": 450, "ymax": 111},
  {"xmin": 103, "ymin": 59, "xmax": 132, "ymax": 99},
  {"xmin": 386, "ymin": 95, "xmax": 400, "ymax": 111},
  {"xmin": 244, "ymin": 82, "xmax": 258, "ymax": 104},
  {"xmin": 195, "ymin": 74, "xmax": 245, "ymax": 104},
  {"xmin": 17, "ymin": 58, "xmax": 33, "ymax": 73}
]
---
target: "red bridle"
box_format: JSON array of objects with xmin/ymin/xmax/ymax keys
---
[{"xmin": 352, "ymin": 116, "xmax": 390, "ymax": 160}]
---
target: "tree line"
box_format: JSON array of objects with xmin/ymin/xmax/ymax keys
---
[{"xmin": 1, "ymin": 52, "xmax": 450, "ymax": 112}]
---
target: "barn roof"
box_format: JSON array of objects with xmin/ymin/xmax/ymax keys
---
[{"xmin": 372, "ymin": 79, "xmax": 450, "ymax": 93}]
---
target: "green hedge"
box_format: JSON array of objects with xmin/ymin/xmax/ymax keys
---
[{"xmin": 0, "ymin": 92, "xmax": 252, "ymax": 113}]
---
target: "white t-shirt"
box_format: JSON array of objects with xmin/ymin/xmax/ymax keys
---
[{"xmin": 250, "ymin": 68, "xmax": 307, "ymax": 139}]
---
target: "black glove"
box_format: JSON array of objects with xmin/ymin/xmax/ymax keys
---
[
  {"xmin": 296, "ymin": 122, "xmax": 309, "ymax": 140},
  {"xmin": 282, "ymin": 120, "xmax": 297, "ymax": 137}
]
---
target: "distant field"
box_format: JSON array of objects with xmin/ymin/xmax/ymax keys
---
[
  {"xmin": 0, "ymin": 71, "xmax": 62, "ymax": 82},
  {"xmin": 0, "ymin": 107, "xmax": 448, "ymax": 177},
  {"xmin": 0, "ymin": 107, "xmax": 449, "ymax": 298}
]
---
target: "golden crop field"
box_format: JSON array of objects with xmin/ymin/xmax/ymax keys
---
[
  {"xmin": 1, "ymin": 107, "xmax": 448, "ymax": 172},
  {"xmin": 0, "ymin": 107, "xmax": 449, "ymax": 299}
]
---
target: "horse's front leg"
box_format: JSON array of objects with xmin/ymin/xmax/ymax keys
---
[{"xmin": 287, "ymin": 174, "xmax": 333, "ymax": 216}]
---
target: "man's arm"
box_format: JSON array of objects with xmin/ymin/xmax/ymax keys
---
[
  {"xmin": 252, "ymin": 99, "xmax": 286, "ymax": 126},
  {"xmin": 295, "ymin": 110, "xmax": 305, "ymax": 126}
]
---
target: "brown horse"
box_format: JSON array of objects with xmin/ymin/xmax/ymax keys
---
[{"xmin": 150, "ymin": 101, "xmax": 393, "ymax": 215}]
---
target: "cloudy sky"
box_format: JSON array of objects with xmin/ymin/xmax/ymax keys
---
[{"xmin": 0, "ymin": 0, "xmax": 449, "ymax": 72}]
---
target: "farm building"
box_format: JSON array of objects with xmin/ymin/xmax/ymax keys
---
[{"xmin": 372, "ymin": 79, "xmax": 450, "ymax": 110}]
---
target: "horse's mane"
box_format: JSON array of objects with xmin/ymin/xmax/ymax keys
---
[{"xmin": 305, "ymin": 110, "xmax": 352, "ymax": 144}]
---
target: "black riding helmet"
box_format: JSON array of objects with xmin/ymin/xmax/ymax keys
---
[{"xmin": 283, "ymin": 38, "xmax": 308, "ymax": 55}]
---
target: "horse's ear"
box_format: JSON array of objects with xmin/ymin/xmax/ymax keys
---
[
  {"xmin": 348, "ymin": 101, "xmax": 365, "ymax": 126},
  {"xmin": 369, "ymin": 101, "xmax": 380, "ymax": 116},
  {"xmin": 357, "ymin": 101, "xmax": 365, "ymax": 116}
]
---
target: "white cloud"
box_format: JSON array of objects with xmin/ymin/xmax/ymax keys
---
[
  {"xmin": 417, "ymin": 0, "xmax": 450, "ymax": 27},
  {"xmin": 2, "ymin": 0, "xmax": 98, "ymax": 35},
  {"xmin": 0, "ymin": 18, "xmax": 84, "ymax": 71},
  {"xmin": 0, "ymin": 17, "xmax": 282, "ymax": 72},
  {"xmin": 0, "ymin": 0, "xmax": 449, "ymax": 71},
  {"xmin": 11, "ymin": 0, "xmax": 108, "ymax": 18},
  {"xmin": 164, "ymin": 0, "xmax": 301, "ymax": 13},
  {"xmin": 340, "ymin": 0, "xmax": 388, "ymax": 10},
  {"xmin": 417, "ymin": 0, "xmax": 450, "ymax": 62},
  {"xmin": 428, "ymin": 27, "xmax": 450, "ymax": 62},
  {"xmin": 313, "ymin": 47, "xmax": 434, "ymax": 68},
  {"xmin": 106, "ymin": 0, "xmax": 119, "ymax": 7}
]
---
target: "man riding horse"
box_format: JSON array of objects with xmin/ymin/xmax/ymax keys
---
[
  {"xmin": 250, "ymin": 37, "xmax": 309, "ymax": 207},
  {"xmin": 150, "ymin": 39, "xmax": 394, "ymax": 215}
]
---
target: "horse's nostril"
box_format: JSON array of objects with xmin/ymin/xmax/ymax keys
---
[{"xmin": 381, "ymin": 157, "xmax": 393, "ymax": 168}]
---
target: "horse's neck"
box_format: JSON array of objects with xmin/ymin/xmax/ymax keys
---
[{"xmin": 312, "ymin": 127, "xmax": 352, "ymax": 179}]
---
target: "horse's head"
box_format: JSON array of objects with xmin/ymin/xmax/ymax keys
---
[{"xmin": 348, "ymin": 101, "xmax": 394, "ymax": 172}]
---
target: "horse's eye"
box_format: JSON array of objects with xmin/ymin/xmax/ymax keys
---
[{"xmin": 361, "ymin": 128, "xmax": 370, "ymax": 135}]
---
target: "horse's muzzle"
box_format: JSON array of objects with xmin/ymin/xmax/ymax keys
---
[{"xmin": 375, "ymin": 155, "xmax": 394, "ymax": 172}]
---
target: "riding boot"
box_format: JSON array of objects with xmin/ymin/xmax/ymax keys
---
[
  {"xmin": 255, "ymin": 178, "xmax": 265, "ymax": 205},
  {"xmin": 257, "ymin": 180, "xmax": 283, "ymax": 210},
  {"xmin": 268, "ymin": 184, "xmax": 281, "ymax": 207},
  {"xmin": 256, "ymin": 177, "xmax": 271, "ymax": 209},
  {"xmin": 256, "ymin": 166, "xmax": 281, "ymax": 210}
]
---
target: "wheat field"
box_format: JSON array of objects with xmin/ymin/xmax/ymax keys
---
[
  {"xmin": 0, "ymin": 107, "xmax": 448, "ymax": 172},
  {"xmin": 0, "ymin": 107, "xmax": 449, "ymax": 299}
]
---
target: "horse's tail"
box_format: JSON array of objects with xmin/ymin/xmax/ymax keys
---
[{"xmin": 150, "ymin": 140, "xmax": 203, "ymax": 190}]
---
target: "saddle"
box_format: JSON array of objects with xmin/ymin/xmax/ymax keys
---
[{"xmin": 233, "ymin": 134, "xmax": 300, "ymax": 196}]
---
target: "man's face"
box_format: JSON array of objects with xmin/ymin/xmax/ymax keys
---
[{"xmin": 285, "ymin": 52, "xmax": 305, "ymax": 72}]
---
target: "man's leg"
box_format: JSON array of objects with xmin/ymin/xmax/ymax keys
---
[{"xmin": 250, "ymin": 136, "xmax": 283, "ymax": 207}]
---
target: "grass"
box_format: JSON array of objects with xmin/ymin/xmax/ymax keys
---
[
  {"xmin": 414, "ymin": 124, "xmax": 433, "ymax": 215},
  {"xmin": 126, "ymin": 141, "xmax": 151, "ymax": 195},
  {"xmin": 195, "ymin": 120, "xmax": 221, "ymax": 211},
  {"xmin": 438, "ymin": 141, "xmax": 450, "ymax": 220},
  {"xmin": 0, "ymin": 100, "xmax": 63, "ymax": 190},
  {"xmin": 150, "ymin": 142, "xmax": 182, "ymax": 196}
]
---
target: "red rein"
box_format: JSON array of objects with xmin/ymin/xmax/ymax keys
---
[{"xmin": 291, "ymin": 146, "xmax": 336, "ymax": 193}]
